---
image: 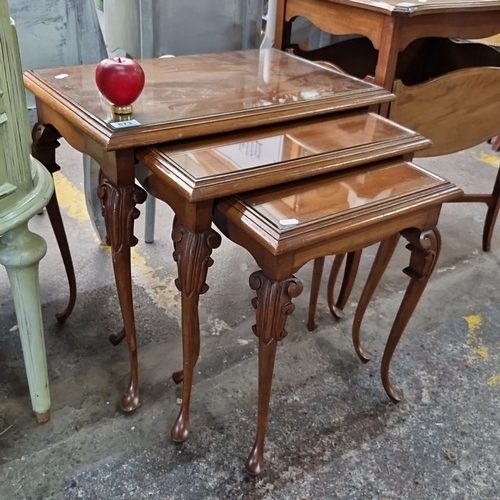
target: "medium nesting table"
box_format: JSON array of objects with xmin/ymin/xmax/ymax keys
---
[
  {"xmin": 135, "ymin": 108, "xmax": 430, "ymax": 443},
  {"xmin": 137, "ymin": 117, "xmax": 461, "ymax": 473}
]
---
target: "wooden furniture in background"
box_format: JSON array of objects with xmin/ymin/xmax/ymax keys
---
[
  {"xmin": 274, "ymin": 0, "xmax": 500, "ymax": 323},
  {"xmin": 0, "ymin": 3, "xmax": 56, "ymax": 422},
  {"xmin": 472, "ymin": 34, "xmax": 500, "ymax": 152},
  {"xmin": 276, "ymin": 0, "xmax": 500, "ymax": 249}
]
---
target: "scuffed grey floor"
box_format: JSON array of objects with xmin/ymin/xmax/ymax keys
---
[{"xmin": 1, "ymin": 142, "xmax": 500, "ymax": 499}]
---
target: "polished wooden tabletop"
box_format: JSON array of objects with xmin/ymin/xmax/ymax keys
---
[
  {"xmin": 238, "ymin": 162, "xmax": 441, "ymax": 226},
  {"xmin": 137, "ymin": 111, "xmax": 430, "ymax": 202},
  {"xmin": 24, "ymin": 49, "xmax": 392, "ymax": 150},
  {"xmin": 215, "ymin": 160, "xmax": 461, "ymax": 254},
  {"xmin": 323, "ymin": 0, "xmax": 500, "ymax": 15}
]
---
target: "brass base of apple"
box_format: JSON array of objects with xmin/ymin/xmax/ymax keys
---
[{"xmin": 111, "ymin": 104, "xmax": 133, "ymax": 115}]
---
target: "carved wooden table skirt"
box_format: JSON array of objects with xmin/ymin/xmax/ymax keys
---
[{"xmin": 276, "ymin": 0, "xmax": 500, "ymax": 251}]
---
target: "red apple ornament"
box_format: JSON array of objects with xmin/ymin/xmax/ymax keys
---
[{"xmin": 95, "ymin": 57, "xmax": 145, "ymax": 115}]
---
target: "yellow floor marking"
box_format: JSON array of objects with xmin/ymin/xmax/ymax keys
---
[
  {"xmin": 487, "ymin": 374, "xmax": 500, "ymax": 387},
  {"xmin": 464, "ymin": 314, "xmax": 488, "ymax": 363},
  {"xmin": 472, "ymin": 150, "xmax": 500, "ymax": 169},
  {"xmin": 53, "ymin": 171, "xmax": 181, "ymax": 324},
  {"xmin": 52, "ymin": 172, "xmax": 93, "ymax": 225}
]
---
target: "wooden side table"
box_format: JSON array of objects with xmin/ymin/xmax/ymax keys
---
[
  {"xmin": 136, "ymin": 109, "xmax": 433, "ymax": 445},
  {"xmin": 276, "ymin": 0, "xmax": 500, "ymax": 91},
  {"xmin": 23, "ymin": 49, "xmax": 395, "ymax": 411},
  {"xmin": 214, "ymin": 160, "xmax": 461, "ymax": 475}
]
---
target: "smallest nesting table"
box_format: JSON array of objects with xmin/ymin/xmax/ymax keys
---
[{"xmin": 213, "ymin": 160, "xmax": 460, "ymax": 475}]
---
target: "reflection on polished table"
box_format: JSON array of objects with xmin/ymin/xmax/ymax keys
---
[{"xmin": 23, "ymin": 49, "xmax": 395, "ymax": 411}]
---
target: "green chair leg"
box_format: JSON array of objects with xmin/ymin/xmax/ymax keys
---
[{"xmin": 0, "ymin": 223, "xmax": 50, "ymax": 423}]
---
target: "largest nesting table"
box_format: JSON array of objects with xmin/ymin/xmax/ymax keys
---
[{"xmin": 24, "ymin": 49, "xmax": 454, "ymax": 430}]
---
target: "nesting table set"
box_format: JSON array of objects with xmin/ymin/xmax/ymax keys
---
[{"xmin": 24, "ymin": 49, "xmax": 463, "ymax": 475}]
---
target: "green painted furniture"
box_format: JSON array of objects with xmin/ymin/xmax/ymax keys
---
[
  {"xmin": 0, "ymin": 1, "xmax": 55, "ymax": 423},
  {"xmin": 11, "ymin": 0, "xmax": 107, "ymax": 311}
]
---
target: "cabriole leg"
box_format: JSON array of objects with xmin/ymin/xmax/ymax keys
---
[
  {"xmin": 170, "ymin": 223, "xmax": 221, "ymax": 443},
  {"xmin": 326, "ymin": 250, "xmax": 362, "ymax": 320},
  {"xmin": 31, "ymin": 122, "xmax": 76, "ymax": 322},
  {"xmin": 381, "ymin": 228, "xmax": 441, "ymax": 403},
  {"xmin": 307, "ymin": 256, "xmax": 325, "ymax": 332},
  {"xmin": 97, "ymin": 177, "xmax": 146, "ymax": 412},
  {"xmin": 352, "ymin": 234, "xmax": 400, "ymax": 362},
  {"xmin": 245, "ymin": 271, "xmax": 303, "ymax": 476}
]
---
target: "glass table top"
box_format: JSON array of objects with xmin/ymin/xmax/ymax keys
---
[
  {"xmin": 31, "ymin": 49, "xmax": 386, "ymax": 131},
  {"xmin": 330, "ymin": 0, "xmax": 500, "ymax": 15},
  {"xmin": 164, "ymin": 113, "xmax": 414, "ymax": 180},
  {"xmin": 237, "ymin": 162, "xmax": 442, "ymax": 229}
]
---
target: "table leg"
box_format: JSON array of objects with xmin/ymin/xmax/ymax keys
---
[
  {"xmin": 373, "ymin": 18, "xmax": 401, "ymax": 116},
  {"xmin": 326, "ymin": 253, "xmax": 345, "ymax": 318},
  {"xmin": 327, "ymin": 250, "xmax": 362, "ymax": 320},
  {"xmin": 170, "ymin": 222, "xmax": 221, "ymax": 443},
  {"xmin": 352, "ymin": 233, "xmax": 400, "ymax": 362},
  {"xmin": 245, "ymin": 271, "xmax": 303, "ymax": 477},
  {"xmin": 0, "ymin": 224, "xmax": 51, "ymax": 423},
  {"xmin": 483, "ymin": 166, "xmax": 500, "ymax": 251},
  {"xmin": 307, "ymin": 256, "xmax": 325, "ymax": 331},
  {"xmin": 31, "ymin": 123, "xmax": 77, "ymax": 322},
  {"xmin": 381, "ymin": 227, "xmax": 441, "ymax": 403},
  {"xmin": 308, "ymin": 251, "xmax": 361, "ymax": 332},
  {"xmin": 97, "ymin": 176, "xmax": 146, "ymax": 411}
]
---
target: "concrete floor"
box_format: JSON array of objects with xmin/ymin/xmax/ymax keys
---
[{"xmin": 1, "ymin": 141, "xmax": 500, "ymax": 499}]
